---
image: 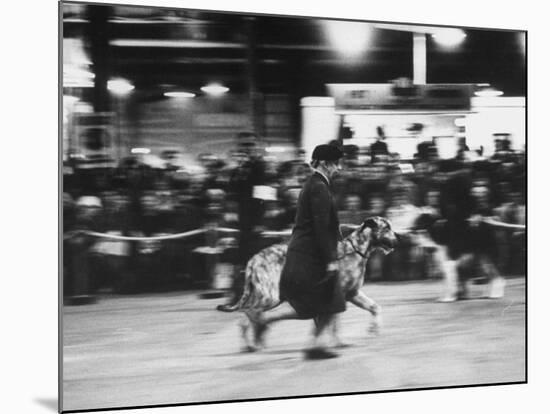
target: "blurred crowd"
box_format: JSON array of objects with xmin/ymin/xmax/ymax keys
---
[{"xmin": 63, "ymin": 138, "xmax": 526, "ymax": 297}]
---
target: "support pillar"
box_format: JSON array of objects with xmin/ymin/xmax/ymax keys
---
[
  {"xmin": 413, "ymin": 32, "xmax": 427, "ymax": 85},
  {"xmin": 245, "ymin": 17, "xmax": 263, "ymax": 139},
  {"xmin": 87, "ymin": 5, "xmax": 111, "ymax": 113}
]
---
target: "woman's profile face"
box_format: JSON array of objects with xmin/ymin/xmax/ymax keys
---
[{"xmin": 326, "ymin": 160, "xmax": 342, "ymax": 178}]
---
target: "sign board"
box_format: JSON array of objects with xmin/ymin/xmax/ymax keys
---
[
  {"xmin": 327, "ymin": 83, "xmax": 474, "ymax": 111},
  {"xmin": 72, "ymin": 112, "xmax": 116, "ymax": 168}
]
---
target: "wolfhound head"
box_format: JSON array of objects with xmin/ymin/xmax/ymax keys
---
[{"xmin": 356, "ymin": 216, "xmax": 398, "ymax": 255}]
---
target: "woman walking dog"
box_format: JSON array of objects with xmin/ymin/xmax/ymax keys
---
[{"xmin": 254, "ymin": 144, "xmax": 347, "ymax": 360}]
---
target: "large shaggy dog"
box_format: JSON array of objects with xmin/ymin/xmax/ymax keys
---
[{"xmin": 217, "ymin": 217, "xmax": 398, "ymax": 350}]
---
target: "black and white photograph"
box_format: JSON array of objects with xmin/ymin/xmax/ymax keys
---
[{"xmin": 58, "ymin": 0, "xmax": 528, "ymax": 412}]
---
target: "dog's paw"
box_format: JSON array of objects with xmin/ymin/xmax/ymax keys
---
[
  {"xmin": 253, "ymin": 323, "xmax": 269, "ymax": 348},
  {"xmin": 436, "ymin": 296, "xmax": 457, "ymax": 303},
  {"xmin": 242, "ymin": 345, "xmax": 259, "ymax": 353},
  {"xmin": 486, "ymin": 278, "xmax": 506, "ymax": 299}
]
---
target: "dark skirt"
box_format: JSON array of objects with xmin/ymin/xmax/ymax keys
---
[{"xmin": 279, "ymin": 249, "xmax": 346, "ymax": 319}]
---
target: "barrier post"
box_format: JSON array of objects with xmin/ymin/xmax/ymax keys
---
[
  {"xmin": 198, "ymin": 223, "xmax": 226, "ymax": 299},
  {"xmin": 65, "ymin": 232, "xmax": 97, "ymax": 306},
  {"xmin": 206, "ymin": 223, "xmax": 218, "ymax": 286}
]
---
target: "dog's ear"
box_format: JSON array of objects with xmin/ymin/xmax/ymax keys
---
[{"xmin": 360, "ymin": 217, "xmax": 378, "ymax": 232}]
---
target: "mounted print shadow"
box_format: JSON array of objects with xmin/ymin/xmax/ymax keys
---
[{"xmin": 60, "ymin": 1, "xmax": 526, "ymax": 412}]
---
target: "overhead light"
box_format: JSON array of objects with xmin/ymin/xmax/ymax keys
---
[
  {"xmin": 475, "ymin": 87, "xmax": 504, "ymax": 97},
  {"xmin": 432, "ymin": 29, "xmax": 466, "ymax": 47},
  {"xmin": 201, "ymin": 83, "xmax": 229, "ymax": 95},
  {"xmin": 164, "ymin": 91, "xmax": 196, "ymax": 98},
  {"xmin": 324, "ymin": 20, "xmax": 373, "ymax": 57},
  {"xmin": 131, "ymin": 147, "xmax": 151, "ymax": 154},
  {"xmin": 108, "ymin": 78, "xmax": 135, "ymax": 96},
  {"xmin": 110, "ymin": 39, "xmax": 246, "ymax": 49}
]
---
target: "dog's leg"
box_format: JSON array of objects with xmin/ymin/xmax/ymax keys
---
[
  {"xmin": 432, "ymin": 247, "xmax": 458, "ymax": 302},
  {"xmin": 247, "ymin": 309, "xmax": 269, "ymax": 350},
  {"xmin": 456, "ymin": 253, "xmax": 475, "ymax": 300},
  {"xmin": 240, "ymin": 312, "xmax": 258, "ymax": 352},
  {"xmin": 479, "ymin": 255, "xmax": 506, "ymax": 299},
  {"xmin": 328, "ymin": 315, "xmax": 348, "ymax": 348},
  {"xmin": 349, "ymin": 290, "xmax": 382, "ymax": 335},
  {"xmin": 439, "ymin": 259, "xmax": 458, "ymax": 302},
  {"xmin": 250, "ymin": 301, "xmax": 300, "ymax": 348}
]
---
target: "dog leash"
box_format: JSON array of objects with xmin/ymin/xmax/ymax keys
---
[
  {"xmin": 313, "ymin": 234, "xmax": 367, "ymax": 286},
  {"xmin": 347, "ymin": 237, "xmax": 368, "ymax": 259},
  {"xmin": 338, "ymin": 232, "xmax": 368, "ymax": 260}
]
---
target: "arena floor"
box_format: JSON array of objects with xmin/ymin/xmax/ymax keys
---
[{"xmin": 62, "ymin": 277, "xmax": 526, "ymax": 412}]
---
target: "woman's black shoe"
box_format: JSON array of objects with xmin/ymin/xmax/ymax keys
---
[{"xmin": 304, "ymin": 347, "xmax": 339, "ymax": 360}]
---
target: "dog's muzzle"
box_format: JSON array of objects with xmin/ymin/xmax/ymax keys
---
[{"xmin": 379, "ymin": 236, "xmax": 397, "ymax": 255}]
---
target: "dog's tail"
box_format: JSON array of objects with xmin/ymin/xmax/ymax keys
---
[{"xmin": 216, "ymin": 263, "xmax": 255, "ymax": 312}]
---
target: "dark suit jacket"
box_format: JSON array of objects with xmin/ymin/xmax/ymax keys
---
[{"xmin": 287, "ymin": 172, "xmax": 341, "ymax": 264}]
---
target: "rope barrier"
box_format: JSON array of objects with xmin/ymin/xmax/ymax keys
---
[
  {"xmin": 261, "ymin": 229, "xmax": 292, "ymax": 237},
  {"xmin": 64, "ymin": 228, "xmax": 207, "ymax": 241},
  {"xmin": 481, "ymin": 218, "xmax": 526, "ymax": 230},
  {"xmin": 63, "ymin": 231, "xmax": 80, "ymax": 240},
  {"xmin": 215, "ymin": 227, "xmax": 241, "ymax": 234},
  {"xmin": 62, "ymin": 216, "xmax": 525, "ymax": 242},
  {"xmin": 63, "ymin": 227, "xmax": 241, "ymax": 242},
  {"xmin": 261, "ymin": 224, "xmax": 364, "ymax": 238}
]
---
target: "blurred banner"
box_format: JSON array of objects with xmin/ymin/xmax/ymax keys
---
[{"xmin": 327, "ymin": 82, "xmax": 474, "ymax": 110}]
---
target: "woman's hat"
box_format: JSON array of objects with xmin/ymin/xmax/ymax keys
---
[{"xmin": 311, "ymin": 144, "xmax": 343, "ymax": 161}]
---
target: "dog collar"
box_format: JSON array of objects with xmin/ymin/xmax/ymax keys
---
[
  {"xmin": 349, "ymin": 237, "xmax": 368, "ymax": 258},
  {"xmin": 338, "ymin": 235, "xmax": 367, "ymax": 260}
]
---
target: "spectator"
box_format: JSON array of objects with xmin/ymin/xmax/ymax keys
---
[
  {"xmin": 274, "ymin": 186, "xmax": 299, "ymax": 230},
  {"xmin": 65, "ymin": 196, "xmax": 103, "ymax": 301},
  {"xmin": 494, "ymin": 189, "xmax": 526, "ymax": 274},
  {"xmin": 224, "ymin": 142, "xmax": 267, "ymax": 306},
  {"xmin": 63, "ymin": 193, "xmax": 75, "ymax": 233},
  {"xmin": 416, "ymin": 189, "xmax": 443, "ymax": 279},
  {"xmin": 385, "ymin": 192, "xmax": 422, "ymax": 280},
  {"xmin": 422, "ymin": 189, "xmax": 442, "ymax": 216},
  {"xmin": 455, "ymin": 137, "xmax": 470, "ymax": 161},
  {"xmin": 63, "ymin": 193, "xmax": 75, "ymax": 295},
  {"xmin": 468, "ymin": 180, "xmax": 505, "ymax": 298},
  {"xmin": 364, "ymin": 194, "xmax": 386, "ymax": 281},
  {"xmin": 415, "ymin": 139, "xmax": 439, "ymax": 162},
  {"xmin": 91, "ymin": 190, "xmax": 132, "ymax": 293},
  {"xmin": 492, "ymin": 134, "xmax": 515, "ymax": 162},
  {"xmin": 170, "ymin": 189, "xmax": 206, "ymax": 287},
  {"xmin": 338, "ymin": 193, "xmax": 367, "ymax": 227},
  {"xmin": 386, "ymin": 166, "xmax": 419, "ymax": 208},
  {"xmin": 131, "ymin": 191, "xmax": 173, "ymax": 290},
  {"xmin": 370, "ymin": 126, "xmax": 389, "ymax": 163}
]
